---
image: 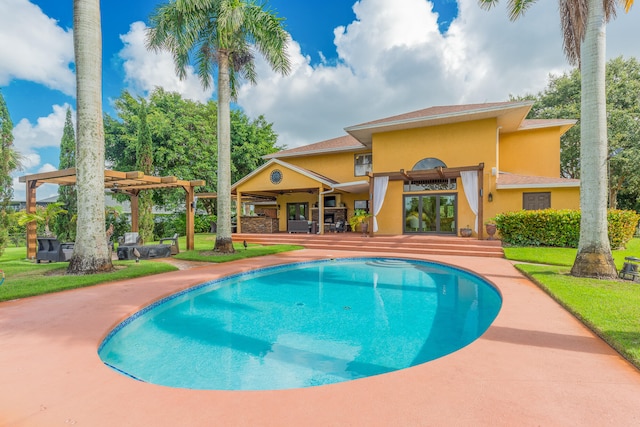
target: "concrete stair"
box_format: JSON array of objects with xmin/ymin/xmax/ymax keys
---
[{"xmin": 233, "ymin": 233, "xmax": 504, "ymax": 258}]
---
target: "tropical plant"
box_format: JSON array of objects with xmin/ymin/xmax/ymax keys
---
[
  {"xmin": 349, "ymin": 209, "xmax": 372, "ymax": 233},
  {"xmin": 478, "ymin": 0, "xmax": 634, "ymax": 279},
  {"xmin": 0, "ymin": 89, "xmax": 19, "ymax": 256},
  {"xmin": 69, "ymin": 0, "xmax": 113, "ymax": 274},
  {"xmin": 16, "ymin": 202, "xmax": 68, "ymax": 238},
  {"xmin": 146, "ymin": 0, "xmax": 291, "ymax": 253}
]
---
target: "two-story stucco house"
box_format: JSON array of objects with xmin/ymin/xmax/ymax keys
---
[{"xmin": 232, "ymin": 100, "xmax": 579, "ymax": 238}]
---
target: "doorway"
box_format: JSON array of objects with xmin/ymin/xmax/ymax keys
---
[
  {"xmin": 403, "ymin": 194, "xmax": 457, "ymax": 234},
  {"xmin": 287, "ymin": 202, "xmax": 309, "ymax": 221}
]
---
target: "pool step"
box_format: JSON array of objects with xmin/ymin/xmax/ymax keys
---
[{"xmin": 232, "ymin": 233, "xmax": 503, "ymax": 258}]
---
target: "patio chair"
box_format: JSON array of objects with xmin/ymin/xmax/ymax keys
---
[
  {"xmin": 159, "ymin": 233, "xmax": 180, "ymax": 255},
  {"xmin": 118, "ymin": 232, "xmax": 142, "ymax": 247},
  {"xmin": 334, "ymin": 220, "xmax": 346, "ymax": 233},
  {"xmin": 619, "ymin": 256, "xmax": 640, "ymax": 281}
]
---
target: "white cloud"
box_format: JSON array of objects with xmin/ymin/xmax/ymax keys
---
[
  {"xmin": 12, "ymin": 103, "xmax": 72, "ymax": 166},
  {"xmin": 237, "ymin": 0, "xmax": 638, "ymax": 149},
  {"xmin": 0, "ymin": 0, "xmax": 74, "ymax": 95},
  {"xmin": 118, "ymin": 21, "xmax": 214, "ymax": 103}
]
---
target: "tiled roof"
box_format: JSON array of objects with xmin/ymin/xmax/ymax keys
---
[
  {"xmin": 497, "ymin": 172, "xmax": 579, "ymax": 189},
  {"xmin": 351, "ymin": 101, "xmax": 519, "ymax": 127},
  {"xmin": 265, "ymin": 134, "xmax": 364, "ymax": 159}
]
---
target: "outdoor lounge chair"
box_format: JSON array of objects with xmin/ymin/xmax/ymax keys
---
[
  {"xmin": 118, "ymin": 232, "xmax": 142, "ymax": 246},
  {"xmin": 159, "ymin": 233, "xmax": 180, "ymax": 255},
  {"xmin": 36, "ymin": 237, "xmax": 74, "ymax": 263}
]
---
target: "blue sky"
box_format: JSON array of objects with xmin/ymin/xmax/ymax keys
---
[{"xmin": 0, "ymin": 0, "xmax": 637, "ymax": 201}]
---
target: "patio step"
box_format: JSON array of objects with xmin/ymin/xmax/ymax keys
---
[{"xmin": 233, "ymin": 233, "xmax": 504, "ymax": 258}]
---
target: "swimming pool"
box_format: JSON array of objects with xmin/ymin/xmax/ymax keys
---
[{"xmin": 99, "ymin": 258, "xmax": 502, "ymax": 390}]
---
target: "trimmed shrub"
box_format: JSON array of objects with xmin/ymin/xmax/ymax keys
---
[{"xmin": 493, "ymin": 209, "xmax": 640, "ymax": 249}]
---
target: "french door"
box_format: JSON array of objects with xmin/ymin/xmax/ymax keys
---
[
  {"xmin": 403, "ymin": 194, "xmax": 457, "ymax": 234},
  {"xmin": 287, "ymin": 203, "xmax": 309, "ymax": 221}
]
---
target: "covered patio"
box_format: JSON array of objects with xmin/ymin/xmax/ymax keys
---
[{"xmin": 19, "ymin": 168, "xmax": 205, "ymax": 259}]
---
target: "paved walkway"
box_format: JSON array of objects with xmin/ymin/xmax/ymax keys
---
[{"xmin": 1, "ymin": 249, "xmax": 640, "ymax": 426}]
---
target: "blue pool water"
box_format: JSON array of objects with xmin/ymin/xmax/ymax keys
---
[{"xmin": 98, "ymin": 258, "xmax": 502, "ymax": 390}]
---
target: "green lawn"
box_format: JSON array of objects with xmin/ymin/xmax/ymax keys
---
[
  {"xmin": 506, "ymin": 239, "xmax": 640, "ymax": 369},
  {"xmin": 0, "ymin": 234, "xmax": 302, "ymax": 302}
]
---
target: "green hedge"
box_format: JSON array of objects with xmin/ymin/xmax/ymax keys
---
[{"xmin": 492, "ymin": 209, "xmax": 640, "ymax": 249}]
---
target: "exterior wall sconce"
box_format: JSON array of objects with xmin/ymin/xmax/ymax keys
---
[{"xmin": 488, "ymin": 192, "xmax": 493, "ymax": 202}]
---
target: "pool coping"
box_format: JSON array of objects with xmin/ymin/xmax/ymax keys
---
[{"xmin": 1, "ymin": 249, "xmax": 640, "ymax": 426}]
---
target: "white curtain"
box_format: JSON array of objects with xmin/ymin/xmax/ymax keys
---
[
  {"xmin": 460, "ymin": 171, "xmax": 479, "ymax": 232},
  {"xmin": 372, "ymin": 176, "xmax": 389, "ymax": 232}
]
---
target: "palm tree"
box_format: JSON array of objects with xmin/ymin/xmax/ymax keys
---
[
  {"xmin": 68, "ymin": 0, "xmax": 113, "ymax": 274},
  {"xmin": 147, "ymin": 0, "xmax": 291, "ymax": 253},
  {"xmin": 479, "ymin": 0, "xmax": 633, "ymax": 279}
]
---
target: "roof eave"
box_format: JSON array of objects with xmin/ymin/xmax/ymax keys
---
[{"xmin": 345, "ymin": 101, "xmax": 535, "ymax": 145}]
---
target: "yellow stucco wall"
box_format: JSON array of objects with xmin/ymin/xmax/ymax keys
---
[
  {"xmin": 494, "ymin": 187, "xmax": 581, "ymax": 214},
  {"xmin": 235, "ymin": 117, "xmax": 577, "ymax": 236},
  {"xmin": 499, "ymin": 128, "xmax": 562, "ymax": 177},
  {"xmin": 285, "ymin": 151, "xmax": 370, "ymax": 183},
  {"xmin": 371, "ymin": 119, "xmax": 497, "ymax": 236}
]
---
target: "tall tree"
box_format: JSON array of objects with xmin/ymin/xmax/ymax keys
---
[
  {"xmin": 53, "ymin": 107, "xmax": 78, "ymax": 242},
  {"xmin": 105, "ymin": 88, "xmax": 280, "ymax": 216},
  {"xmin": 68, "ymin": 0, "xmax": 112, "ymax": 274},
  {"xmin": 0, "ymin": 89, "xmax": 18, "ymax": 256},
  {"xmin": 520, "ymin": 57, "xmax": 640, "ymax": 207},
  {"xmin": 147, "ymin": 0, "xmax": 291, "ymax": 253},
  {"xmin": 136, "ymin": 99, "xmax": 155, "ymax": 243},
  {"xmin": 479, "ymin": 0, "xmax": 634, "ymax": 279}
]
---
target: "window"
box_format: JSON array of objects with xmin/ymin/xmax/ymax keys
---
[
  {"xmin": 354, "ymin": 153, "xmax": 372, "ymax": 176},
  {"xmin": 523, "ymin": 192, "xmax": 551, "ymax": 210},
  {"xmin": 354, "ymin": 200, "xmax": 369, "ymax": 212},
  {"xmin": 404, "ymin": 178, "xmax": 457, "ymax": 192}
]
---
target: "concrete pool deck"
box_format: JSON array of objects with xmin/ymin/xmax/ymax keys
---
[{"xmin": 1, "ymin": 249, "xmax": 640, "ymax": 426}]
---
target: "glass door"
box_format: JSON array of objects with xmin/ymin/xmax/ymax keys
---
[
  {"xmin": 403, "ymin": 194, "xmax": 456, "ymax": 234},
  {"xmin": 287, "ymin": 203, "xmax": 309, "ymax": 221}
]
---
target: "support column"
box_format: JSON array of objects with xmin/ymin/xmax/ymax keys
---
[
  {"xmin": 185, "ymin": 186, "xmax": 195, "ymax": 250},
  {"xmin": 129, "ymin": 191, "xmax": 139, "ymax": 232},
  {"xmin": 368, "ymin": 174, "xmax": 374, "ymax": 237},
  {"xmin": 236, "ymin": 192, "xmax": 242, "ymax": 234},
  {"xmin": 25, "ymin": 180, "xmax": 39, "ymax": 259},
  {"xmin": 477, "ymin": 166, "xmax": 484, "ymax": 240}
]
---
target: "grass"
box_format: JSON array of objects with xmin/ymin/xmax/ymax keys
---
[
  {"xmin": 505, "ymin": 238, "xmax": 640, "ymax": 369},
  {"xmin": 0, "ymin": 234, "xmax": 302, "ymax": 302}
]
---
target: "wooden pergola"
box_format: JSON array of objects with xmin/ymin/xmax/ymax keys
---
[{"xmin": 19, "ymin": 168, "xmax": 205, "ymax": 259}]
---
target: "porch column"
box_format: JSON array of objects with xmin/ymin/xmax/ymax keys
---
[
  {"xmin": 236, "ymin": 192, "xmax": 242, "ymax": 233},
  {"xmin": 318, "ymin": 190, "xmax": 324, "ymax": 235},
  {"xmin": 368, "ymin": 174, "xmax": 374, "ymax": 237},
  {"xmin": 477, "ymin": 167, "xmax": 484, "ymax": 240}
]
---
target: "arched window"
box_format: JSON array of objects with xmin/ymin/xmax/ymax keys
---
[
  {"xmin": 405, "ymin": 158, "xmax": 455, "ymax": 191},
  {"xmin": 412, "ymin": 158, "xmax": 447, "ymax": 171}
]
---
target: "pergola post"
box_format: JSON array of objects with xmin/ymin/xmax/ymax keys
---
[
  {"xmin": 185, "ymin": 186, "xmax": 195, "ymax": 250},
  {"xmin": 129, "ymin": 191, "xmax": 139, "ymax": 232},
  {"xmin": 25, "ymin": 179, "xmax": 40, "ymax": 259}
]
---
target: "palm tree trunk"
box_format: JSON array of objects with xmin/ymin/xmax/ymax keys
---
[
  {"xmin": 570, "ymin": 0, "xmax": 617, "ymax": 278},
  {"xmin": 68, "ymin": 0, "xmax": 112, "ymax": 274},
  {"xmin": 214, "ymin": 51, "xmax": 235, "ymax": 253}
]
